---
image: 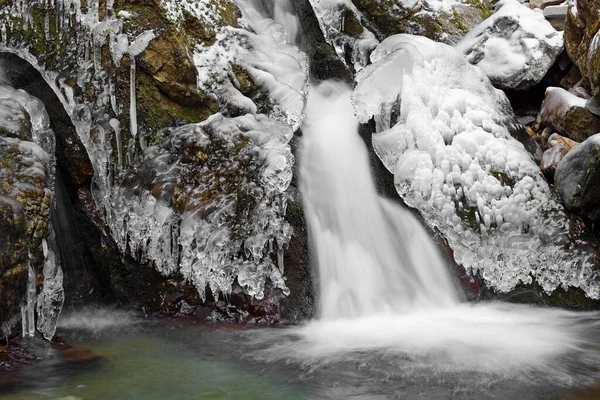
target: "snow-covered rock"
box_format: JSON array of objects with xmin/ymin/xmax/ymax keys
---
[
  {"xmin": 456, "ymin": 0, "xmax": 564, "ymax": 90},
  {"xmin": 353, "ymin": 34, "xmax": 600, "ymax": 299},
  {"xmin": 540, "ymin": 87, "xmax": 600, "ymax": 142}
]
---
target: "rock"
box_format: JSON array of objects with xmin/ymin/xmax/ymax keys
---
[
  {"xmin": 0, "ymin": 85, "xmax": 56, "ymax": 334},
  {"xmin": 540, "ymin": 133, "xmax": 578, "ymax": 178},
  {"xmin": 540, "ymin": 87, "xmax": 600, "ymax": 141},
  {"xmin": 352, "ymin": 0, "xmax": 490, "ymax": 44},
  {"xmin": 456, "ymin": 0, "xmax": 564, "ymax": 90},
  {"xmin": 529, "ymin": 0, "xmax": 564, "ymax": 10},
  {"xmin": 555, "ymin": 134, "xmax": 600, "ymax": 220},
  {"xmin": 543, "ymin": 5, "xmax": 568, "ymax": 30},
  {"xmin": 564, "ymin": 0, "xmax": 600, "ymax": 114}
]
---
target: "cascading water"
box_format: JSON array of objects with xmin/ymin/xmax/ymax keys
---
[{"xmin": 300, "ymin": 82, "xmax": 459, "ymax": 319}]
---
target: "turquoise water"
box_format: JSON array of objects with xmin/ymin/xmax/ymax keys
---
[{"xmin": 1, "ymin": 308, "xmax": 598, "ymax": 399}]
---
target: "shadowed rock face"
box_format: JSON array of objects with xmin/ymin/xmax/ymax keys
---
[{"xmin": 555, "ymin": 134, "xmax": 600, "ymax": 221}]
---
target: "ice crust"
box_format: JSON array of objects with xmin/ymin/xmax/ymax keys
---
[
  {"xmin": 194, "ymin": 0, "xmax": 309, "ymax": 131},
  {"xmin": 353, "ymin": 34, "xmax": 600, "ymax": 298}
]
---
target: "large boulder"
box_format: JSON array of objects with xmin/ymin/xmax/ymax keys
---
[
  {"xmin": 564, "ymin": 0, "xmax": 600, "ymax": 113},
  {"xmin": 456, "ymin": 0, "xmax": 564, "ymax": 90},
  {"xmin": 540, "ymin": 87, "xmax": 600, "ymax": 142},
  {"xmin": 555, "ymin": 134, "xmax": 600, "ymax": 220}
]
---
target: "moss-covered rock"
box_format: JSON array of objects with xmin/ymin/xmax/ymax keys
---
[
  {"xmin": 353, "ymin": 0, "xmax": 489, "ymax": 43},
  {"xmin": 564, "ymin": 0, "xmax": 600, "ymax": 112}
]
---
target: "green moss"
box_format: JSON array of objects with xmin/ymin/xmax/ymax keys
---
[
  {"xmin": 469, "ymin": 0, "xmax": 493, "ymax": 19},
  {"xmin": 491, "ymin": 170, "xmax": 515, "ymax": 187},
  {"xmin": 458, "ymin": 203, "xmax": 479, "ymax": 230},
  {"xmin": 341, "ymin": 7, "xmax": 363, "ymax": 37},
  {"xmin": 285, "ymin": 201, "xmax": 304, "ymax": 227},
  {"xmin": 452, "ymin": 10, "xmax": 469, "ymax": 35}
]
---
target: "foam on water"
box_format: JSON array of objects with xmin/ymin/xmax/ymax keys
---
[{"xmin": 58, "ymin": 307, "xmax": 140, "ymax": 331}]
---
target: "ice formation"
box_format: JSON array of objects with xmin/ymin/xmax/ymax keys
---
[
  {"xmin": 353, "ymin": 34, "xmax": 600, "ymax": 298},
  {"xmin": 456, "ymin": 0, "xmax": 564, "ymax": 89},
  {"xmin": 193, "ymin": 0, "xmax": 309, "ymax": 130},
  {"xmin": 0, "ymin": 84, "xmax": 64, "ymax": 338},
  {"xmin": 107, "ymin": 113, "xmax": 293, "ymax": 300},
  {"xmin": 307, "ymin": 0, "xmax": 379, "ymax": 71},
  {"xmin": 0, "ymin": 0, "xmax": 308, "ymax": 305}
]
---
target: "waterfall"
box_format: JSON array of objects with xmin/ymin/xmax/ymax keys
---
[
  {"xmin": 300, "ymin": 82, "xmax": 459, "ymax": 319},
  {"xmin": 256, "ymin": 1, "xmax": 600, "ymax": 379}
]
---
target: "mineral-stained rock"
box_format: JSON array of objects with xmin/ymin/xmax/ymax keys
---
[
  {"xmin": 540, "ymin": 133, "xmax": 578, "ymax": 178},
  {"xmin": 540, "ymin": 87, "xmax": 600, "ymax": 142},
  {"xmin": 456, "ymin": 0, "xmax": 564, "ymax": 90},
  {"xmin": 555, "ymin": 134, "xmax": 600, "ymax": 220}
]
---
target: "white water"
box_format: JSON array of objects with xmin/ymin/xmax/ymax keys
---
[
  {"xmin": 300, "ymin": 82, "xmax": 459, "ymax": 319},
  {"xmin": 285, "ymin": 82, "xmax": 600, "ymax": 379}
]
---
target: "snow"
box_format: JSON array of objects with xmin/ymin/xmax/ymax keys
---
[
  {"xmin": 353, "ymin": 34, "xmax": 600, "ymax": 299},
  {"xmin": 456, "ymin": 0, "xmax": 564, "ymax": 89}
]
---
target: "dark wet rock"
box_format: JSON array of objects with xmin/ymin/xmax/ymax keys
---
[{"xmin": 555, "ymin": 134, "xmax": 600, "ymax": 220}]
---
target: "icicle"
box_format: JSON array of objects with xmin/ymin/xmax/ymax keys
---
[
  {"xmin": 129, "ymin": 56, "xmax": 137, "ymax": 140},
  {"xmin": 36, "ymin": 233, "xmax": 65, "ymax": 341},
  {"xmin": 21, "ymin": 254, "xmax": 37, "ymax": 338},
  {"xmin": 277, "ymin": 247, "xmax": 284, "ymax": 274},
  {"xmin": 110, "ymin": 118, "xmax": 122, "ymax": 169},
  {"xmin": 109, "ymin": 80, "xmax": 119, "ymax": 115},
  {"xmin": 44, "ymin": 12, "xmax": 50, "ymax": 41}
]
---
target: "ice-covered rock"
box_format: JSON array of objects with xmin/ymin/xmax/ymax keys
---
[
  {"xmin": 0, "ymin": 0, "xmax": 309, "ymax": 314},
  {"xmin": 307, "ymin": 0, "xmax": 379, "ymax": 71},
  {"xmin": 555, "ymin": 134, "xmax": 600, "ymax": 221},
  {"xmin": 456, "ymin": 0, "xmax": 564, "ymax": 90},
  {"xmin": 107, "ymin": 113, "xmax": 293, "ymax": 301},
  {"xmin": 353, "ymin": 34, "xmax": 600, "ymax": 299},
  {"xmin": 194, "ymin": 0, "xmax": 309, "ymax": 130},
  {"xmin": 540, "ymin": 87, "xmax": 600, "ymax": 142},
  {"xmin": 0, "ymin": 84, "xmax": 62, "ymax": 337}
]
